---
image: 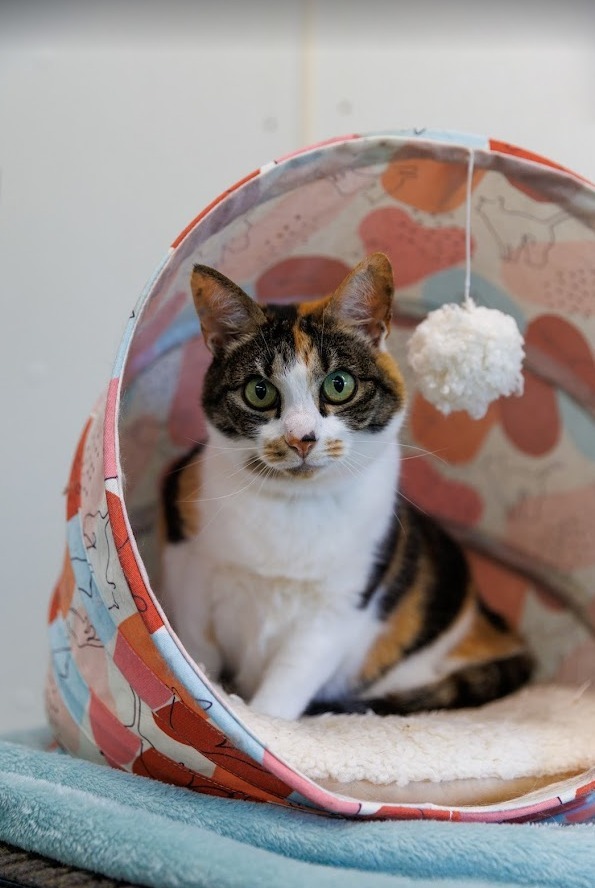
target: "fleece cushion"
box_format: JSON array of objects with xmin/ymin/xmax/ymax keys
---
[{"xmin": 0, "ymin": 731, "xmax": 595, "ymax": 888}]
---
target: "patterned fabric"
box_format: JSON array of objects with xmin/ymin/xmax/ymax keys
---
[{"xmin": 47, "ymin": 129, "xmax": 595, "ymax": 822}]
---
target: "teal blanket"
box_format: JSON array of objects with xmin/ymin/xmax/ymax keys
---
[{"xmin": 0, "ymin": 731, "xmax": 593, "ymax": 888}]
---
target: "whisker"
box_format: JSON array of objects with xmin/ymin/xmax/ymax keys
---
[
  {"xmin": 335, "ymin": 460, "xmax": 360, "ymax": 485},
  {"xmin": 180, "ymin": 457, "xmax": 263, "ymax": 504},
  {"xmin": 178, "ymin": 462, "xmax": 248, "ymax": 497},
  {"xmin": 254, "ymin": 462, "xmax": 276, "ymax": 497},
  {"xmin": 391, "ymin": 501, "xmax": 405, "ymax": 534},
  {"xmin": 400, "ymin": 443, "xmax": 449, "ymax": 465},
  {"xmin": 179, "ymin": 461, "xmax": 269, "ymax": 540},
  {"xmin": 179, "ymin": 436, "xmax": 207, "ymax": 448},
  {"xmin": 345, "ymin": 448, "xmax": 397, "ymax": 471},
  {"xmin": 258, "ymin": 325, "xmax": 273, "ymax": 361},
  {"xmin": 201, "ymin": 444, "xmax": 260, "ymax": 454},
  {"xmin": 162, "ymin": 454, "xmax": 204, "ymax": 477},
  {"xmin": 197, "ymin": 475, "xmax": 258, "ymax": 510},
  {"xmin": 341, "ymin": 452, "xmax": 369, "ymax": 471},
  {"xmin": 399, "ymin": 452, "xmax": 444, "ymax": 462},
  {"xmin": 346, "ymin": 443, "xmax": 448, "ymax": 467},
  {"xmin": 319, "ymin": 305, "xmax": 327, "ymax": 353},
  {"xmin": 182, "ymin": 440, "xmax": 259, "ymax": 455},
  {"xmin": 341, "ymin": 454, "xmax": 371, "ymax": 480},
  {"xmin": 346, "ymin": 447, "xmax": 389, "ymax": 463},
  {"xmin": 344, "ymin": 451, "xmax": 405, "ymax": 530},
  {"xmin": 396, "ymin": 488, "xmax": 429, "ymax": 517}
]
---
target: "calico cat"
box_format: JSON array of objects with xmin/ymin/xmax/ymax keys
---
[{"xmin": 160, "ymin": 253, "xmax": 532, "ymax": 721}]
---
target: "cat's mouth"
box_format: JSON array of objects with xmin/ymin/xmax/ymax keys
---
[
  {"xmin": 284, "ymin": 464, "xmax": 319, "ymax": 478},
  {"xmin": 245, "ymin": 456, "xmax": 322, "ymax": 481}
]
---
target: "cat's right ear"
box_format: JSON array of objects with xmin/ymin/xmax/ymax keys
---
[{"xmin": 190, "ymin": 265, "xmax": 266, "ymax": 354}]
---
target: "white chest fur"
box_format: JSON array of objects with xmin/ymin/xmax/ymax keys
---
[{"xmin": 163, "ymin": 435, "xmax": 400, "ymax": 719}]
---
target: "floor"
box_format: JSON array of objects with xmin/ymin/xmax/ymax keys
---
[{"xmin": 0, "ymin": 843, "xmax": 137, "ymax": 888}]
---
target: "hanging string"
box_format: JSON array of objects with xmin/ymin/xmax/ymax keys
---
[
  {"xmin": 463, "ymin": 149, "xmax": 475, "ymax": 307},
  {"xmin": 407, "ymin": 144, "xmax": 525, "ymax": 419}
]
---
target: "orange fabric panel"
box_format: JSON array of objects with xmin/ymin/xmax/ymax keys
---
[{"xmin": 105, "ymin": 490, "xmax": 163, "ymax": 634}]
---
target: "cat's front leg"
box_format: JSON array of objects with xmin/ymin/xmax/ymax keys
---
[{"xmin": 248, "ymin": 623, "xmax": 346, "ymax": 720}]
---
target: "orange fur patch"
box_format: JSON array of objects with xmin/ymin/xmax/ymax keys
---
[
  {"xmin": 175, "ymin": 459, "xmax": 201, "ymax": 539},
  {"xmin": 449, "ymin": 607, "xmax": 524, "ymax": 664},
  {"xmin": 297, "ymin": 297, "xmax": 328, "ymax": 319},
  {"xmin": 292, "ymin": 320, "xmax": 315, "ymax": 363},
  {"xmin": 376, "ymin": 350, "xmax": 407, "ymax": 403},
  {"xmin": 359, "ymin": 507, "xmax": 428, "ymax": 684},
  {"xmin": 325, "ymin": 439, "xmax": 344, "ymax": 458},
  {"xmin": 263, "ymin": 439, "xmax": 289, "ymax": 462},
  {"xmin": 360, "ymin": 580, "xmax": 426, "ymax": 684}
]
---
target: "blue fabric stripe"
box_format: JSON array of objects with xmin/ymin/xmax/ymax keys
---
[
  {"xmin": 152, "ymin": 627, "xmax": 265, "ymax": 765},
  {"xmin": 151, "ymin": 628, "xmax": 320, "ymax": 810},
  {"xmin": 48, "ymin": 618, "xmax": 90, "ymax": 725},
  {"xmin": 111, "ymin": 252, "xmax": 171, "ymax": 379},
  {"xmin": 388, "ymin": 128, "xmax": 489, "ymax": 149},
  {"xmin": 66, "ymin": 516, "xmax": 116, "ymax": 646}
]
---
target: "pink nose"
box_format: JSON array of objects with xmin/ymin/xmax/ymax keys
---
[{"xmin": 286, "ymin": 433, "xmax": 317, "ymax": 458}]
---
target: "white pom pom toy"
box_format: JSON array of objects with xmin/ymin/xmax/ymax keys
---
[
  {"xmin": 406, "ymin": 149, "xmax": 525, "ymax": 419},
  {"xmin": 407, "ymin": 299, "xmax": 525, "ymax": 419}
]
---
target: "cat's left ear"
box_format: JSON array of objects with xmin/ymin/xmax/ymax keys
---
[
  {"xmin": 190, "ymin": 265, "xmax": 266, "ymax": 354},
  {"xmin": 328, "ymin": 253, "xmax": 394, "ymax": 349}
]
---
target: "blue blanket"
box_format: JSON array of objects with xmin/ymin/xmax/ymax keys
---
[{"xmin": 0, "ymin": 730, "xmax": 593, "ymax": 888}]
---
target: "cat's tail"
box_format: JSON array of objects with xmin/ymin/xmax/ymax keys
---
[{"xmin": 306, "ymin": 651, "xmax": 534, "ymax": 717}]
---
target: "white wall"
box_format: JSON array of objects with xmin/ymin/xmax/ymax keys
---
[{"xmin": 1, "ymin": 0, "xmax": 593, "ymax": 735}]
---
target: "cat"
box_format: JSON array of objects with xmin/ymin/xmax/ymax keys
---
[{"xmin": 160, "ymin": 253, "xmax": 532, "ymax": 721}]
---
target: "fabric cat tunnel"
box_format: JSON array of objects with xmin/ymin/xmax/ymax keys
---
[{"xmin": 48, "ymin": 130, "xmax": 595, "ymax": 823}]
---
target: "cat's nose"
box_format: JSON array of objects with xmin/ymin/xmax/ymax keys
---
[{"xmin": 285, "ymin": 432, "xmax": 317, "ymax": 459}]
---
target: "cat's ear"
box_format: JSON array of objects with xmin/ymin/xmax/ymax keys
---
[
  {"xmin": 328, "ymin": 253, "xmax": 394, "ymax": 348},
  {"xmin": 190, "ymin": 265, "xmax": 266, "ymax": 354}
]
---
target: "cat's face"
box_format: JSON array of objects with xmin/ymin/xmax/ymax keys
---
[{"xmin": 191, "ymin": 254, "xmax": 406, "ymax": 488}]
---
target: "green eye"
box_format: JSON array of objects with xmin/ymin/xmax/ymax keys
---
[
  {"xmin": 243, "ymin": 377, "xmax": 279, "ymax": 410},
  {"xmin": 322, "ymin": 370, "xmax": 356, "ymax": 404}
]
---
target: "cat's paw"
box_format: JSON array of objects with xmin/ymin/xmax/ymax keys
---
[{"xmin": 249, "ymin": 690, "xmax": 304, "ymax": 721}]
